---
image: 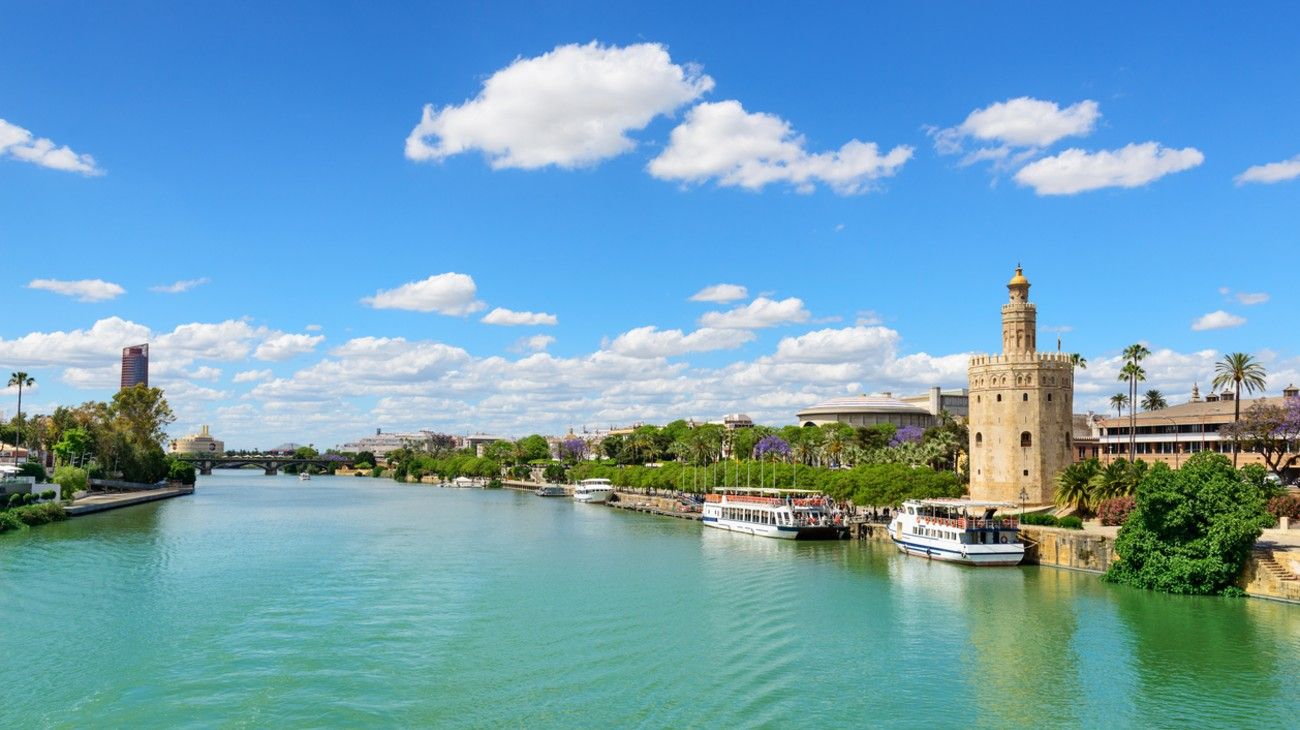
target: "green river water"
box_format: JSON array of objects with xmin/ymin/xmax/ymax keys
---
[{"xmin": 2, "ymin": 473, "xmax": 1297, "ymax": 728}]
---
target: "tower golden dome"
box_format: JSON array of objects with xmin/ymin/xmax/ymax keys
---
[{"xmin": 1008, "ymin": 265, "xmax": 1029, "ymax": 287}]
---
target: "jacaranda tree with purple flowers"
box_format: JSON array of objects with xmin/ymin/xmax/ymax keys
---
[
  {"xmin": 889, "ymin": 425, "xmax": 925, "ymax": 447},
  {"xmin": 753, "ymin": 435, "xmax": 791, "ymax": 461},
  {"xmin": 558, "ymin": 437, "xmax": 588, "ymax": 465}
]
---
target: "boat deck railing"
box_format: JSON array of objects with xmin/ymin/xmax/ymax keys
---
[
  {"xmin": 919, "ymin": 515, "xmax": 1018, "ymax": 530},
  {"xmin": 704, "ymin": 494, "xmax": 829, "ymax": 507}
]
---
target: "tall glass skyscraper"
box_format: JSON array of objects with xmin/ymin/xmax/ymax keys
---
[{"xmin": 120, "ymin": 343, "xmax": 149, "ymax": 389}]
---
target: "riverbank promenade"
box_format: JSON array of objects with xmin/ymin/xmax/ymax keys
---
[{"xmin": 64, "ymin": 485, "xmax": 194, "ymax": 516}]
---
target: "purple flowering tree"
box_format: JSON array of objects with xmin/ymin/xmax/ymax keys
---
[
  {"xmin": 890, "ymin": 425, "xmax": 925, "ymax": 447},
  {"xmin": 1224, "ymin": 396, "xmax": 1300, "ymax": 476},
  {"xmin": 558, "ymin": 437, "xmax": 588, "ymax": 465},
  {"xmin": 753, "ymin": 435, "xmax": 791, "ymax": 461}
]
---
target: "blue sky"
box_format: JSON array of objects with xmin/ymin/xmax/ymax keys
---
[{"xmin": 3, "ymin": 2, "xmax": 1299, "ymax": 448}]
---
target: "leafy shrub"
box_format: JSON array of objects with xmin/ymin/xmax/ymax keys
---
[
  {"xmin": 18, "ymin": 462, "xmax": 47, "ymax": 483},
  {"xmin": 1105, "ymin": 452, "xmax": 1274, "ymax": 595},
  {"xmin": 486, "ymin": 477, "xmax": 503, "ymax": 489},
  {"xmin": 40, "ymin": 490, "xmax": 55, "ymax": 500},
  {"xmin": 0, "ymin": 511, "xmax": 24, "ymax": 533},
  {"xmin": 355, "ymin": 461, "xmax": 374, "ymax": 471},
  {"xmin": 370, "ymin": 466, "xmax": 382, "ymax": 478},
  {"xmin": 53, "ymin": 466, "xmax": 89, "ymax": 500},
  {"xmin": 15, "ymin": 502, "xmax": 67, "ymax": 526},
  {"xmin": 1098, "ymin": 496, "xmax": 1136, "ymax": 526},
  {"xmin": 1021, "ymin": 513, "xmax": 1059, "ymax": 527},
  {"xmin": 166, "ymin": 458, "xmax": 197, "ymax": 486},
  {"xmin": 7, "ymin": 493, "xmax": 22, "ymax": 508},
  {"xmin": 1265, "ymin": 494, "xmax": 1300, "ymax": 523},
  {"xmin": 22, "ymin": 493, "xmax": 37, "ymax": 505},
  {"xmin": 1057, "ymin": 515, "xmax": 1084, "ymax": 530}
]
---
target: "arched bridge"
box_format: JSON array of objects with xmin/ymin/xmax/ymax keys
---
[{"xmin": 175, "ymin": 455, "xmax": 353, "ymax": 476}]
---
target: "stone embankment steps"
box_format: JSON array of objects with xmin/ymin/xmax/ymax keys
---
[{"xmin": 1253, "ymin": 547, "xmax": 1299, "ymax": 581}]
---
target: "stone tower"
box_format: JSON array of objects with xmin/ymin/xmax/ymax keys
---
[{"xmin": 967, "ymin": 267, "xmax": 1074, "ymax": 505}]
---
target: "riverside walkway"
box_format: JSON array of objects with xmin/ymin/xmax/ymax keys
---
[{"xmin": 65, "ymin": 486, "xmax": 194, "ymax": 516}]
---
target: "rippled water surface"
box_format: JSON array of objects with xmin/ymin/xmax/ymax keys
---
[{"xmin": 3, "ymin": 473, "xmax": 1297, "ymax": 727}]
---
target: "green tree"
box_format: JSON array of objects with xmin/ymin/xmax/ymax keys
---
[
  {"xmin": 53, "ymin": 465, "xmax": 88, "ymax": 500},
  {"xmin": 1140, "ymin": 389, "xmax": 1167, "ymax": 411},
  {"xmin": 542, "ymin": 462, "xmax": 566, "ymax": 484},
  {"xmin": 1211, "ymin": 352, "xmax": 1268, "ymax": 466},
  {"xmin": 1105, "ymin": 452, "xmax": 1274, "ymax": 595},
  {"xmin": 517, "ymin": 434, "xmax": 551, "ymax": 462},
  {"xmin": 1055, "ymin": 459, "xmax": 1101, "ymax": 513},
  {"xmin": 53, "ymin": 427, "xmax": 93, "ymax": 467},
  {"xmin": 1119, "ymin": 344, "xmax": 1150, "ymax": 456},
  {"xmin": 1070, "ymin": 353, "xmax": 1087, "ymax": 370},
  {"xmin": 6, "ymin": 371, "xmax": 34, "ymax": 462},
  {"xmin": 111, "ymin": 385, "xmax": 176, "ymax": 447},
  {"xmin": 1110, "ymin": 392, "xmax": 1129, "ymax": 419}
]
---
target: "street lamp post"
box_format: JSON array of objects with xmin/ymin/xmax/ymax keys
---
[{"xmin": 1019, "ymin": 487, "xmax": 1028, "ymax": 520}]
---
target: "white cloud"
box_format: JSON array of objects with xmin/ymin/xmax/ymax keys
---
[
  {"xmin": 1191, "ymin": 310, "xmax": 1246, "ymax": 331},
  {"xmin": 233, "ymin": 369, "xmax": 273, "ymax": 383},
  {"xmin": 362, "ymin": 272, "xmax": 485, "ymax": 315},
  {"xmin": 405, "ymin": 41, "xmax": 713, "ymax": 170},
  {"xmin": 1014, "ymin": 142, "xmax": 1204, "ymax": 195},
  {"xmin": 1233, "ymin": 291, "xmax": 1269, "ymax": 306},
  {"xmin": 698, "ymin": 296, "xmax": 811, "ymax": 329},
  {"xmin": 607, "ymin": 326, "xmax": 755, "ymax": 358},
  {"xmin": 0, "ymin": 118, "xmax": 102, "ymax": 175},
  {"xmin": 304, "ymin": 324, "xmax": 323, "ymax": 332},
  {"xmin": 855, "ymin": 310, "xmax": 883, "ymax": 326},
  {"xmin": 187, "ymin": 366, "xmax": 222, "ymax": 381},
  {"xmin": 689, "ymin": 283, "xmax": 748, "ymax": 303},
  {"xmin": 648, "ymin": 100, "xmax": 912, "ymax": 194},
  {"xmin": 934, "ymin": 97, "xmax": 1100, "ymax": 153},
  {"xmin": 156, "ymin": 320, "xmax": 260, "ymax": 361},
  {"xmin": 0, "ymin": 317, "xmax": 149, "ymax": 367},
  {"xmin": 773, "ymin": 325, "xmax": 899, "ymax": 363},
  {"xmin": 27, "ymin": 278, "xmax": 125, "ymax": 302},
  {"xmin": 481, "ymin": 307, "xmax": 558, "ymax": 326},
  {"xmin": 254, "ymin": 333, "xmax": 326, "ymax": 361},
  {"xmin": 1235, "ymin": 154, "xmax": 1300, "ymax": 185},
  {"xmin": 150, "ymin": 277, "xmax": 210, "ymax": 294},
  {"xmin": 511, "ymin": 334, "xmax": 556, "ymax": 353}
]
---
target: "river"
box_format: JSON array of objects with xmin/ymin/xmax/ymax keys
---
[{"xmin": 2, "ymin": 472, "xmax": 1297, "ymax": 727}]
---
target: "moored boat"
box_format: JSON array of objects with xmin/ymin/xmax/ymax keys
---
[
  {"xmin": 701, "ymin": 488, "xmax": 844, "ymax": 540},
  {"xmin": 298, "ymin": 472, "xmax": 311, "ymax": 481},
  {"xmin": 536, "ymin": 484, "xmax": 567, "ymax": 497},
  {"xmin": 573, "ymin": 478, "xmax": 615, "ymax": 503},
  {"xmin": 888, "ymin": 499, "xmax": 1025, "ymax": 566}
]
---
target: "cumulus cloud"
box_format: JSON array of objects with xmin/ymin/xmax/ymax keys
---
[
  {"xmin": 156, "ymin": 320, "xmax": 261, "ymax": 361},
  {"xmin": 1014, "ymin": 142, "xmax": 1204, "ymax": 195},
  {"xmin": 233, "ymin": 369, "xmax": 273, "ymax": 383},
  {"xmin": 1191, "ymin": 310, "xmax": 1246, "ymax": 331},
  {"xmin": 1235, "ymin": 154, "xmax": 1300, "ymax": 185},
  {"xmin": 607, "ymin": 326, "xmax": 755, "ymax": 358},
  {"xmin": 511, "ymin": 334, "xmax": 556, "ymax": 353},
  {"xmin": 362, "ymin": 272, "xmax": 485, "ymax": 315},
  {"xmin": 773, "ymin": 325, "xmax": 899, "ymax": 363},
  {"xmin": 0, "ymin": 317, "xmax": 149, "ymax": 367},
  {"xmin": 254, "ymin": 333, "xmax": 326, "ymax": 361},
  {"xmin": 698, "ymin": 296, "xmax": 811, "ymax": 329},
  {"xmin": 27, "ymin": 278, "xmax": 125, "ymax": 302},
  {"xmin": 405, "ymin": 41, "xmax": 713, "ymax": 170},
  {"xmin": 649, "ymin": 101, "xmax": 912, "ymax": 194},
  {"xmin": 933, "ymin": 97, "xmax": 1100, "ymax": 156},
  {"xmin": 305, "ymin": 324, "xmax": 323, "ymax": 331},
  {"xmin": 481, "ymin": 307, "xmax": 558, "ymax": 326},
  {"xmin": 1235, "ymin": 292, "xmax": 1269, "ymax": 306},
  {"xmin": 0, "ymin": 118, "xmax": 102, "ymax": 175},
  {"xmin": 150, "ymin": 277, "xmax": 210, "ymax": 294},
  {"xmin": 689, "ymin": 283, "xmax": 748, "ymax": 303}
]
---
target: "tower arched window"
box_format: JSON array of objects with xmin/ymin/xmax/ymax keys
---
[
  {"xmin": 996, "ymin": 394, "xmax": 1002, "ymax": 402},
  {"xmin": 1020, "ymin": 432, "xmax": 1032, "ymax": 447},
  {"xmin": 1048, "ymin": 393, "xmax": 1053, "ymax": 402},
  {"xmin": 1022, "ymin": 393, "xmax": 1029, "ymax": 401},
  {"xmin": 975, "ymin": 432, "xmax": 983, "ymax": 446}
]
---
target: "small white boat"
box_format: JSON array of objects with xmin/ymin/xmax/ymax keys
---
[
  {"xmin": 450, "ymin": 476, "xmax": 478, "ymax": 488},
  {"xmin": 701, "ymin": 489, "xmax": 844, "ymax": 540},
  {"xmin": 298, "ymin": 472, "xmax": 311, "ymax": 481},
  {"xmin": 573, "ymin": 478, "xmax": 615, "ymax": 503},
  {"xmin": 889, "ymin": 499, "xmax": 1025, "ymax": 566},
  {"xmin": 536, "ymin": 484, "xmax": 567, "ymax": 497}
]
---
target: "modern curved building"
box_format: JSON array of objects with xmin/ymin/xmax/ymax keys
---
[
  {"xmin": 796, "ymin": 394, "xmax": 936, "ymax": 429},
  {"xmin": 170, "ymin": 425, "xmax": 225, "ymax": 455}
]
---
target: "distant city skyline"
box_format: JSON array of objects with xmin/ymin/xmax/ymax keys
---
[{"xmin": 2, "ymin": 3, "xmax": 1299, "ymax": 448}]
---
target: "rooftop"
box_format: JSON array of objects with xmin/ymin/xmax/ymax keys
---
[
  {"xmin": 1098, "ymin": 393, "xmax": 1296, "ymax": 426},
  {"xmin": 797, "ymin": 394, "xmax": 931, "ymax": 416}
]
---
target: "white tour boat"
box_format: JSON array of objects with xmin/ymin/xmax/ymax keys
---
[
  {"xmin": 536, "ymin": 484, "xmax": 567, "ymax": 497},
  {"xmin": 449, "ymin": 476, "xmax": 479, "ymax": 488},
  {"xmin": 889, "ymin": 499, "xmax": 1025, "ymax": 566},
  {"xmin": 701, "ymin": 488, "xmax": 844, "ymax": 540},
  {"xmin": 573, "ymin": 478, "xmax": 615, "ymax": 503},
  {"xmin": 298, "ymin": 472, "xmax": 311, "ymax": 481}
]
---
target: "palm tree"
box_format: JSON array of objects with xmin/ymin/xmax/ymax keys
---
[
  {"xmin": 1119, "ymin": 343, "xmax": 1150, "ymax": 457},
  {"xmin": 1211, "ymin": 352, "xmax": 1269, "ymax": 466},
  {"xmin": 1109, "ymin": 392, "xmax": 1129, "ymax": 419},
  {"xmin": 1070, "ymin": 353, "xmax": 1087, "ymax": 370},
  {"xmin": 1088, "ymin": 459, "xmax": 1146, "ymax": 502},
  {"xmin": 1140, "ymin": 389, "xmax": 1167, "ymax": 411},
  {"xmin": 7, "ymin": 371, "xmax": 34, "ymax": 465},
  {"xmin": 1055, "ymin": 459, "xmax": 1100, "ymax": 514}
]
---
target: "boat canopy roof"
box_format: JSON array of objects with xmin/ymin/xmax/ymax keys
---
[
  {"xmin": 577, "ymin": 478, "xmax": 612, "ymax": 485},
  {"xmin": 910, "ymin": 498, "xmax": 1015, "ymax": 509}
]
